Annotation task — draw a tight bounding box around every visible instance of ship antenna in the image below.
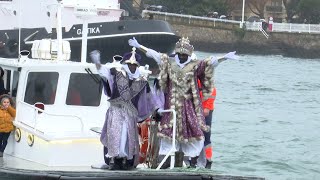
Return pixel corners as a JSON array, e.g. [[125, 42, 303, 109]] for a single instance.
[[56, 0, 63, 61], [18, 0, 22, 59]]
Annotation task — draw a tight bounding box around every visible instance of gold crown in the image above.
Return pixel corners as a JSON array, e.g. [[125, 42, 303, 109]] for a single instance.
[[175, 37, 194, 56]]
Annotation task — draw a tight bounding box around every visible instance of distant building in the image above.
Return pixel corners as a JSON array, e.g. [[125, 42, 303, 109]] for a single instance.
[[230, 0, 286, 23]]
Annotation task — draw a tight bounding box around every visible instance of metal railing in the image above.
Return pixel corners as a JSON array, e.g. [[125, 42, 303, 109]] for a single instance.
[[273, 23, 320, 33], [258, 24, 269, 39], [143, 10, 320, 34], [142, 10, 240, 25], [156, 109, 177, 170], [17, 101, 84, 137], [246, 21, 320, 34]]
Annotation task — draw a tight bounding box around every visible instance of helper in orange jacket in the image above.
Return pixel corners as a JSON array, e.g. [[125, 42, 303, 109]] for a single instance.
[[197, 79, 216, 169]]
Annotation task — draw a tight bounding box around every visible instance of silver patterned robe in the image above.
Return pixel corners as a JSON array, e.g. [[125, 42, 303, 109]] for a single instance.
[[146, 50, 216, 157], [99, 68, 158, 161]]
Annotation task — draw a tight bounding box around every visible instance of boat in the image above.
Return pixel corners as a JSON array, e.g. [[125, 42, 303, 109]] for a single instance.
[[0, 0, 179, 68], [0, 1, 264, 179]]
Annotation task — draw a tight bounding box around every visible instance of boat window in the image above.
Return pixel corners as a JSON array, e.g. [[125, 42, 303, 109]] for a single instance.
[[2, 69, 20, 96], [1, 68, 10, 95], [24, 72, 59, 105], [11, 71, 20, 97], [66, 73, 101, 106]]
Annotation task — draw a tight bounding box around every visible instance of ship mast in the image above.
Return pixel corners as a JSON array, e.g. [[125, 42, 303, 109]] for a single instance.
[[18, 0, 21, 57], [56, 0, 63, 61], [74, 5, 97, 63]]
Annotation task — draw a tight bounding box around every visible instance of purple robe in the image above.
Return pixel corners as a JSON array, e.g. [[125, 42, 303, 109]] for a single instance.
[[100, 70, 158, 160]]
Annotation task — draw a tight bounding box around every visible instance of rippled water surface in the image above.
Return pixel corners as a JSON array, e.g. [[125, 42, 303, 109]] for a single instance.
[[196, 52, 320, 180]]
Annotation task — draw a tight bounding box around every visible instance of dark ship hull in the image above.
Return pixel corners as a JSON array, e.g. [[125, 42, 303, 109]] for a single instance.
[[0, 19, 179, 68]]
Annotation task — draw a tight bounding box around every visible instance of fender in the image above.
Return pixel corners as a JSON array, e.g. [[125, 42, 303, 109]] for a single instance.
[[138, 118, 150, 164]]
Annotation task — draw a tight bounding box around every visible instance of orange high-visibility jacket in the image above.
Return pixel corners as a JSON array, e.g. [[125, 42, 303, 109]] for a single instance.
[[198, 79, 216, 110]]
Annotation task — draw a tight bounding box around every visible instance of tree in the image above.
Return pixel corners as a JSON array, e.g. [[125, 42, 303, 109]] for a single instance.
[[225, 0, 240, 12], [247, 0, 268, 19], [282, 0, 301, 22], [298, 0, 320, 24]]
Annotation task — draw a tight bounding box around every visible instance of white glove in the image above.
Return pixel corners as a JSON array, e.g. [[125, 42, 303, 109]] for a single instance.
[[89, 50, 101, 64], [210, 56, 219, 66], [191, 53, 197, 60], [157, 108, 164, 115], [128, 37, 141, 48], [223, 51, 239, 60]]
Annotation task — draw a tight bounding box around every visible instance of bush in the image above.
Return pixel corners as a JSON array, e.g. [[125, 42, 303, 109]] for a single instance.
[[233, 26, 246, 39]]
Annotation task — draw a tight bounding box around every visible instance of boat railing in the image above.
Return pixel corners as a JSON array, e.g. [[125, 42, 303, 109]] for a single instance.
[[15, 101, 86, 141], [142, 10, 240, 24], [156, 108, 177, 170]]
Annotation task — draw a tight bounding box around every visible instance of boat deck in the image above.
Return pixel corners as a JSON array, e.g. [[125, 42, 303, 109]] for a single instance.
[[0, 154, 264, 180]]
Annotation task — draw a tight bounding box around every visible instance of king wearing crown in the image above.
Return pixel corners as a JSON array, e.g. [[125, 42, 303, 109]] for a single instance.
[[128, 36, 238, 168]]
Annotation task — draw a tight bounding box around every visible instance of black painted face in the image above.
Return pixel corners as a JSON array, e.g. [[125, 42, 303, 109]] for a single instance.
[[177, 53, 189, 64], [127, 63, 138, 74]]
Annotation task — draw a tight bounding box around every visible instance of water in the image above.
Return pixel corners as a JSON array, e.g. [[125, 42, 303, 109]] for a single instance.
[[196, 52, 320, 180]]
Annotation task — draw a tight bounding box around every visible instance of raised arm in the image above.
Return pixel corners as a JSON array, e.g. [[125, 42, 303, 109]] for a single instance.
[[210, 51, 239, 67], [128, 37, 162, 65], [89, 50, 113, 83]]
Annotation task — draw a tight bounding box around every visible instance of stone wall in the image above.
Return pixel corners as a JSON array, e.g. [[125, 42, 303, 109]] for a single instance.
[[147, 13, 320, 58], [171, 24, 320, 59]]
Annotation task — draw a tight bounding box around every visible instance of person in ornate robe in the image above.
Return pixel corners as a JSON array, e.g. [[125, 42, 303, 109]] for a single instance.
[[128, 37, 238, 168], [90, 48, 158, 170]]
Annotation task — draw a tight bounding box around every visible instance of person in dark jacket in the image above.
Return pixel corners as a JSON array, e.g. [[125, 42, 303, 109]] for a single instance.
[[0, 67, 9, 95]]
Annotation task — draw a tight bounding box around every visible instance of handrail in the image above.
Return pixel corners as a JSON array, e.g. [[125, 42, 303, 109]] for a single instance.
[[18, 101, 84, 133], [156, 109, 177, 170], [143, 10, 240, 24], [143, 10, 320, 34], [258, 24, 269, 39]]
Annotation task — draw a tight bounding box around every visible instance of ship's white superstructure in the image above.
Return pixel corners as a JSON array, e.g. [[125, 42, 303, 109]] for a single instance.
[[0, 0, 123, 32]]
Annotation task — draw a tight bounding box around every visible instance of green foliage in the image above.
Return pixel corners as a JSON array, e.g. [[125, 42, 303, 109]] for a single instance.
[[298, 0, 320, 24], [283, 0, 300, 22], [233, 26, 246, 39]]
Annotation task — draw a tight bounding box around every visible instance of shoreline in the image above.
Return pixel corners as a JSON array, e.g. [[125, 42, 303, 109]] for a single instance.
[[169, 24, 320, 59], [192, 41, 320, 59]]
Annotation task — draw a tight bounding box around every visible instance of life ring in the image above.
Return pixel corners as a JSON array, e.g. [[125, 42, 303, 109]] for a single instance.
[[15, 128, 21, 142], [27, 134, 35, 146], [138, 118, 150, 164]]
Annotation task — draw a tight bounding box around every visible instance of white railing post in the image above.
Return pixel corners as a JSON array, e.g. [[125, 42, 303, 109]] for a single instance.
[[34, 107, 38, 132], [156, 109, 177, 170], [309, 24, 311, 33]]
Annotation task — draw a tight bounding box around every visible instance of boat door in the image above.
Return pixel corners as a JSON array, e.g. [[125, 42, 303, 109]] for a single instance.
[[0, 65, 20, 100]]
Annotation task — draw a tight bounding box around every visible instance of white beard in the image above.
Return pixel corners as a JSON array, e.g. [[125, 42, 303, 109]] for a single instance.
[[122, 64, 140, 80]]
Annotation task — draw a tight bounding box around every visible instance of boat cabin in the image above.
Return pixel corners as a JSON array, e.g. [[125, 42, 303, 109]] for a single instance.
[[1, 54, 109, 166]]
